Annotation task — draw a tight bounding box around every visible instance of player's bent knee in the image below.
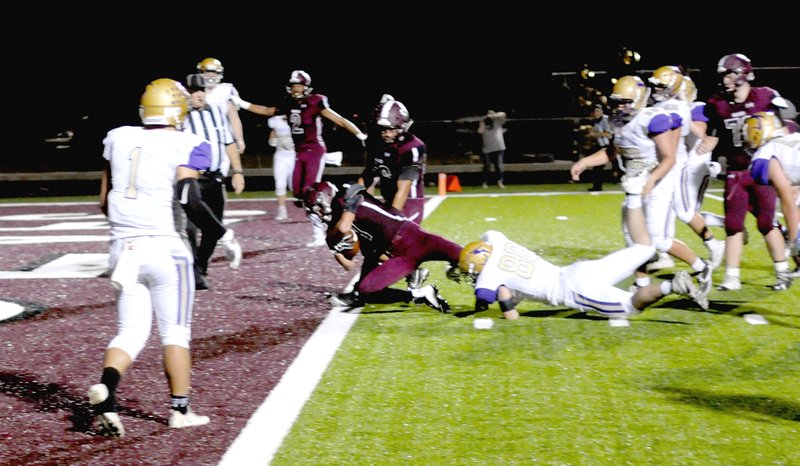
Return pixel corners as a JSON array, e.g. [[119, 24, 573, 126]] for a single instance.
[[654, 237, 673, 253]]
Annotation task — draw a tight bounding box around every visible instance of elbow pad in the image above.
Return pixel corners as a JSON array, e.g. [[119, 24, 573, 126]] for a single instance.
[[176, 178, 226, 239]]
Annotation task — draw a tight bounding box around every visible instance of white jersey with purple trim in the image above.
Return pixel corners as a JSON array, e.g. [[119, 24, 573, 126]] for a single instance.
[[205, 82, 241, 113], [613, 106, 673, 174], [474, 230, 565, 306], [751, 132, 800, 185], [102, 126, 210, 240], [654, 97, 691, 162]]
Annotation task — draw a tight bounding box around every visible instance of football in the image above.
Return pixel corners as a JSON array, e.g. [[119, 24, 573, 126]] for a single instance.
[[328, 229, 360, 260]]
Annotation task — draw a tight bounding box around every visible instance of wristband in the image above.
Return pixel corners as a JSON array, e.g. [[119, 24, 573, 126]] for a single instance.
[[232, 169, 244, 175]]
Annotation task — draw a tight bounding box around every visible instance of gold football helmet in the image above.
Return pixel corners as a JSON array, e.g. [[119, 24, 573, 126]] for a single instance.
[[609, 76, 649, 122], [742, 112, 787, 152], [197, 58, 224, 74], [649, 65, 683, 102], [458, 240, 493, 276], [679, 76, 697, 103], [139, 78, 190, 129]]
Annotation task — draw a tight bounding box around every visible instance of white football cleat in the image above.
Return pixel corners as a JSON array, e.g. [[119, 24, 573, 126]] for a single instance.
[[705, 239, 725, 270], [220, 229, 242, 269], [275, 205, 288, 221], [717, 275, 741, 291], [169, 409, 210, 429]]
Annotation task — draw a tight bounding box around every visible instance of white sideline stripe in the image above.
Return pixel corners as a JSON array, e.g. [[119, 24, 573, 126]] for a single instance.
[[218, 308, 361, 466], [219, 196, 444, 465]]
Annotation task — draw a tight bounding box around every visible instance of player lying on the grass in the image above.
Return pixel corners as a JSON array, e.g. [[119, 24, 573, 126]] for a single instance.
[[302, 181, 462, 312], [454, 188, 710, 320], [744, 111, 799, 284]]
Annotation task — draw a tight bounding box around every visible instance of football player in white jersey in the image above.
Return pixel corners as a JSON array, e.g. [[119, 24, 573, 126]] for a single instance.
[[458, 229, 708, 320], [89, 78, 211, 437], [745, 112, 800, 285], [571, 75, 712, 296], [269, 115, 296, 220], [649, 67, 724, 271]]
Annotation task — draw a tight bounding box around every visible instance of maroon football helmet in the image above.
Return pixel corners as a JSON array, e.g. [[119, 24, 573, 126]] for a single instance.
[[303, 181, 338, 222], [286, 70, 313, 98], [717, 53, 754, 86]]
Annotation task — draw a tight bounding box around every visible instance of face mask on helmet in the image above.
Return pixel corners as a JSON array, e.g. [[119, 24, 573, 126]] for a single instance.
[[197, 58, 224, 86], [648, 66, 683, 102], [286, 70, 313, 99], [458, 240, 493, 278], [717, 53, 754, 89], [376, 99, 413, 142], [139, 78, 190, 130], [303, 181, 338, 223], [742, 112, 786, 154], [609, 76, 650, 123]]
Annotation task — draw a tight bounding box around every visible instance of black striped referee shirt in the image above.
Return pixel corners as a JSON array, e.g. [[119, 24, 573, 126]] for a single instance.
[[182, 104, 234, 174]]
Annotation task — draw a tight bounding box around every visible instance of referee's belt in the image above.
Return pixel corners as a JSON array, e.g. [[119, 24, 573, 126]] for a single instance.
[[200, 169, 224, 181]]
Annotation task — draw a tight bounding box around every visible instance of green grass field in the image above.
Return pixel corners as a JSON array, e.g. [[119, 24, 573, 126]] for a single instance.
[[272, 186, 800, 465]]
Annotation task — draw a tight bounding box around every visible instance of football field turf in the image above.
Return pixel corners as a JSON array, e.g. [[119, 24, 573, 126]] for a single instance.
[[270, 186, 799, 465]]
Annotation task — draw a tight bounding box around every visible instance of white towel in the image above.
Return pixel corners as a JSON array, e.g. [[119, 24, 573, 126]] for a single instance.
[[110, 240, 140, 291]]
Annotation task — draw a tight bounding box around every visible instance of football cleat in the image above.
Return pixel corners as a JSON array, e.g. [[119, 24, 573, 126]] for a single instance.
[[169, 408, 210, 429], [275, 206, 288, 221], [220, 229, 242, 269], [413, 285, 451, 313], [87, 383, 125, 438], [771, 271, 792, 291], [671, 270, 709, 311], [406, 268, 429, 290], [717, 275, 741, 291], [693, 261, 713, 297], [329, 291, 362, 308]]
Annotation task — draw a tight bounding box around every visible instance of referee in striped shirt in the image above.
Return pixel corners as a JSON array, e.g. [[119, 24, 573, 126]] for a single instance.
[[182, 74, 244, 289]]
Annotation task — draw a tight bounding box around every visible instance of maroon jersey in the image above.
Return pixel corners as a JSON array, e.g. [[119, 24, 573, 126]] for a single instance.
[[328, 185, 461, 294], [361, 132, 427, 209], [286, 94, 330, 151], [705, 86, 783, 170]]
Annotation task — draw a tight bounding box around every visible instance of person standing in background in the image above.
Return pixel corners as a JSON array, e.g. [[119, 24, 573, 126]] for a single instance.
[[581, 105, 612, 191], [269, 114, 295, 221], [90, 78, 211, 437], [478, 110, 507, 189], [182, 74, 243, 290]]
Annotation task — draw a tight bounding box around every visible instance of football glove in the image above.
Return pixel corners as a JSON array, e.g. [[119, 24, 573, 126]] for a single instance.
[[331, 233, 357, 253]]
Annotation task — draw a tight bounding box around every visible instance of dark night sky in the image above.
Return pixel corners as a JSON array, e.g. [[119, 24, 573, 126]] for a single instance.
[[13, 9, 800, 161]]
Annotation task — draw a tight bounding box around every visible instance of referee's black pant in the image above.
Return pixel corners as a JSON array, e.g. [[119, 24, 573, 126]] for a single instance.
[[187, 171, 227, 275]]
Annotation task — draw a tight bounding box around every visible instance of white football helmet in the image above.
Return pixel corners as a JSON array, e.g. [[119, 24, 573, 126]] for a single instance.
[[742, 112, 787, 153], [649, 65, 683, 102], [139, 78, 190, 129], [286, 70, 313, 99], [609, 76, 650, 123], [458, 240, 493, 277]]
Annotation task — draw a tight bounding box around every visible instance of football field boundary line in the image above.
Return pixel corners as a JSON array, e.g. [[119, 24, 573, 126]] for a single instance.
[[219, 195, 445, 465]]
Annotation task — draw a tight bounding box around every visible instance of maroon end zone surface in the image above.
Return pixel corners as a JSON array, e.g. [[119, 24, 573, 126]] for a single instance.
[[0, 200, 351, 465]]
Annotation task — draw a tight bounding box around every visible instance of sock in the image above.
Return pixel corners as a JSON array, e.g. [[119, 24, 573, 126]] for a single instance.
[[691, 258, 707, 273], [635, 277, 651, 287], [725, 267, 741, 279], [775, 261, 789, 273], [171, 395, 189, 414], [101, 367, 121, 393], [660, 281, 672, 295]]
